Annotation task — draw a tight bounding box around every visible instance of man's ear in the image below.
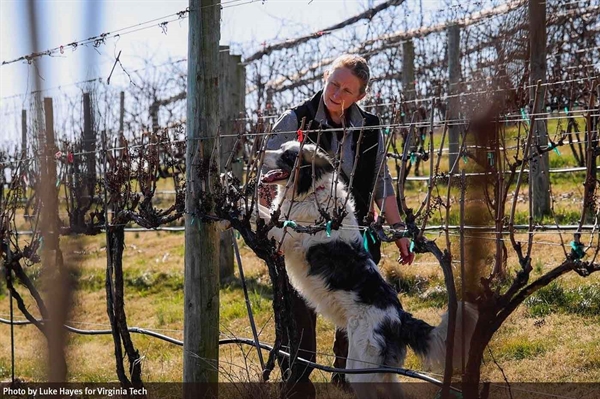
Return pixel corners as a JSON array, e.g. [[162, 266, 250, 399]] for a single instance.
[[357, 92, 366, 102], [323, 69, 330, 82]]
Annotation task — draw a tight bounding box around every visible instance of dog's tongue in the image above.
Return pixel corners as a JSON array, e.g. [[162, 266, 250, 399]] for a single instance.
[[262, 169, 289, 183]]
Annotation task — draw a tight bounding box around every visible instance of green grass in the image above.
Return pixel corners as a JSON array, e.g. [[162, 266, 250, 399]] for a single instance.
[[220, 276, 273, 322], [71, 266, 184, 293], [496, 337, 549, 361], [525, 282, 600, 317], [155, 292, 184, 326]]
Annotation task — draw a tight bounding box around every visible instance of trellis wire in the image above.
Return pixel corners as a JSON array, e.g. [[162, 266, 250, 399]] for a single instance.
[[0, 316, 461, 392]]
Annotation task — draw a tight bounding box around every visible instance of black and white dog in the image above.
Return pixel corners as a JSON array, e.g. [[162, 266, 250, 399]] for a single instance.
[[259, 141, 477, 398]]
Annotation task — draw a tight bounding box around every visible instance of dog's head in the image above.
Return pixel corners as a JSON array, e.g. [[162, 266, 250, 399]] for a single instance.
[[261, 141, 334, 197]]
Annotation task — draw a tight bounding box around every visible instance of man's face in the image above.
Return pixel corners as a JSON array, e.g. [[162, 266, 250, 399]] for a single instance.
[[323, 67, 365, 117]]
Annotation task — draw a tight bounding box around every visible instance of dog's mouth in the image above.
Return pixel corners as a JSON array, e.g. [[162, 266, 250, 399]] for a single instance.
[[261, 169, 290, 184]]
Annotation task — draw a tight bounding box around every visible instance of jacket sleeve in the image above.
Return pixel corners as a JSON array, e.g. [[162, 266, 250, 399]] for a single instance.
[[266, 110, 299, 151], [373, 128, 395, 200]]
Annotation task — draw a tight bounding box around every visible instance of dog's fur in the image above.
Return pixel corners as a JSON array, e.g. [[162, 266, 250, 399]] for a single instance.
[[260, 141, 477, 398]]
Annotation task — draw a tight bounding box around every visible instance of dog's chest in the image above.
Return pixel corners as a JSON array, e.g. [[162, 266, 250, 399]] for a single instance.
[[272, 189, 363, 327], [281, 240, 360, 327]]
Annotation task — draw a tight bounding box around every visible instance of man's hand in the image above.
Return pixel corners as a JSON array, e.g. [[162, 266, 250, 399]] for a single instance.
[[395, 237, 414, 265]]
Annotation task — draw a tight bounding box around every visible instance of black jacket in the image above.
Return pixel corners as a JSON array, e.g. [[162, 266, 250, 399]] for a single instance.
[[292, 90, 382, 262]]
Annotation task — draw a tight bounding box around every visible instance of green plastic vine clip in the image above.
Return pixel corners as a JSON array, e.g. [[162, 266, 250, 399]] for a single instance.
[[410, 153, 416, 164], [487, 152, 494, 166], [283, 220, 297, 229], [462, 154, 468, 164], [520, 108, 530, 126], [326, 221, 332, 237], [409, 240, 415, 253], [369, 230, 376, 244], [56, 178, 60, 187], [384, 127, 391, 135], [564, 106, 569, 116], [570, 241, 585, 260], [363, 230, 369, 251]]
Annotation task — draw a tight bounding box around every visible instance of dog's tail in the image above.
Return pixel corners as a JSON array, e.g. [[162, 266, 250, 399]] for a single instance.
[[400, 302, 478, 371]]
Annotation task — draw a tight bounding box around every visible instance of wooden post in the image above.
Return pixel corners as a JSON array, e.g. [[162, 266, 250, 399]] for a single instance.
[[402, 39, 421, 174], [448, 24, 461, 173], [529, 0, 550, 217], [184, 0, 221, 391], [21, 110, 27, 160], [218, 46, 234, 282], [83, 94, 96, 181], [584, 82, 598, 224], [402, 39, 415, 102], [218, 49, 245, 282], [42, 98, 59, 259], [119, 91, 125, 135], [233, 54, 246, 182], [21, 110, 28, 194], [82, 93, 96, 213], [42, 97, 69, 382]]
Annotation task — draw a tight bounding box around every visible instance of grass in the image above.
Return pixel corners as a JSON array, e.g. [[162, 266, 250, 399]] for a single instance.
[[495, 336, 549, 361], [525, 282, 600, 318]]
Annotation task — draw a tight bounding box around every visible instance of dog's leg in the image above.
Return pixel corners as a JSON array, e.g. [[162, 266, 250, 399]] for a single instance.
[[344, 316, 406, 399], [257, 203, 272, 220], [247, 203, 285, 242], [344, 317, 388, 399], [377, 361, 405, 399]]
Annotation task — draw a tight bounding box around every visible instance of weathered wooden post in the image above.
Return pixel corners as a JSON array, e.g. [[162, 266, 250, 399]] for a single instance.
[[402, 39, 415, 102], [119, 91, 125, 135], [42, 97, 69, 381], [184, 0, 221, 393], [529, 0, 550, 217], [80, 93, 96, 220], [218, 48, 245, 282], [21, 110, 28, 195], [448, 24, 461, 173], [21, 110, 27, 160]]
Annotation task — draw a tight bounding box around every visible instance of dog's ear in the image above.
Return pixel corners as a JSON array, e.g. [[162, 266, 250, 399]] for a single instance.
[[296, 151, 313, 196], [309, 148, 334, 175], [315, 150, 334, 174], [279, 147, 299, 170], [294, 147, 334, 196]]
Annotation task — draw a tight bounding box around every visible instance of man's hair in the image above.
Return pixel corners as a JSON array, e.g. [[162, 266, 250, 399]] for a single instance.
[[328, 54, 370, 94]]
